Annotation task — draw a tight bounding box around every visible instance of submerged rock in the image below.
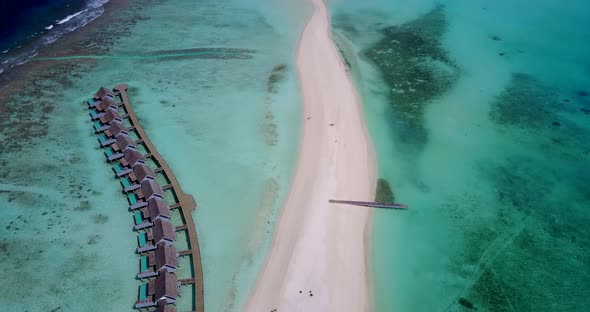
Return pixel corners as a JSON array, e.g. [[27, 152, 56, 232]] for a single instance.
[[458, 297, 475, 309]]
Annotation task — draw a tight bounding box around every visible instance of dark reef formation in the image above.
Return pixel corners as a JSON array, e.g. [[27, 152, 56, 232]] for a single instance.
[[361, 5, 459, 151], [267, 63, 288, 94], [375, 178, 395, 203], [444, 75, 590, 311]]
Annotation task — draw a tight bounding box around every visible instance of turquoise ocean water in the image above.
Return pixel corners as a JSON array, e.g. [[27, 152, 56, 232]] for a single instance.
[[0, 0, 308, 311], [329, 0, 590, 311]]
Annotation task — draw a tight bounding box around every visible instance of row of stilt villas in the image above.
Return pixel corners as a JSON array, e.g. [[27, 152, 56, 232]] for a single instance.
[[87, 87, 186, 312]]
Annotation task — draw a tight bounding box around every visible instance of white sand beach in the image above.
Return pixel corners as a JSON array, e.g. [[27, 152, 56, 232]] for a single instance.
[[244, 0, 376, 310]]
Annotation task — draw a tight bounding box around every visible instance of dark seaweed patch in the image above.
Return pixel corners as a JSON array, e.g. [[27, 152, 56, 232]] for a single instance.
[[336, 45, 352, 70], [456, 154, 590, 311], [262, 64, 288, 146], [92, 214, 109, 224], [488, 73, 590, 160], [361, 5, 458, 150], [87, 234, 101, 245], [458, 297, 475, 309], [487, 156, 554, 216], [375, 178, 395, 202], [489, 73, 565, 128], [267, 63, 288, 93], [76, 200, 91, 211]]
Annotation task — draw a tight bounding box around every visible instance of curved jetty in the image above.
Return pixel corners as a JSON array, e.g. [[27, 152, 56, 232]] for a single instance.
[[86, 85, 204, 312]]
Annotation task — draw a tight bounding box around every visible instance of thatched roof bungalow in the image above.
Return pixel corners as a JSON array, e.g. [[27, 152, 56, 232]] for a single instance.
[[124, 148, 147, 168], [140, 179, 164, 201], [100, 108, 122, 125], [132, 164, 156, 183], [115, 134, 136, 152], [96, 97, 117, 112], [152, 219, 175, 246], [137, 219, 175, 253], [133, 197, 171, 230], [134, 271, 179, 309], [137, 243, 178, 278], [154, 270, 179, 305], [104, 120, 128, 139], [94, 87, 114, 100]]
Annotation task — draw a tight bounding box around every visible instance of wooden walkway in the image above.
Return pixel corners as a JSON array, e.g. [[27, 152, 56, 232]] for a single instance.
[[114, 84, 205, 312], [179, 278, 196, 285], [329, 199, 408, 209]]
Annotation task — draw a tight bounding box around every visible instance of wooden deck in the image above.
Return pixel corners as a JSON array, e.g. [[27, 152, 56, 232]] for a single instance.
[[329, 199, 408, 209], [113, 84, 205, 312], [178, 249, 192, 256]]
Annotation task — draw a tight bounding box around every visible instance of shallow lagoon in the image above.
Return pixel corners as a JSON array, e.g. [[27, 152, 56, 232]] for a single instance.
[[330, 0, 590, 310], [0, 0, 307, 311]]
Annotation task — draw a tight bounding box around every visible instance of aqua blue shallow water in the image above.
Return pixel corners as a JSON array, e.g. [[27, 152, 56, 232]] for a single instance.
[[330, 0, 590, 310], [3, 0, 589, 310], [0, 0, 308, 311]]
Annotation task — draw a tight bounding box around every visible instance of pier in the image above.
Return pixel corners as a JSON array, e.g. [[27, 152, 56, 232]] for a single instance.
[[86, 85, 204, 312], [329, 199, 408, 210]]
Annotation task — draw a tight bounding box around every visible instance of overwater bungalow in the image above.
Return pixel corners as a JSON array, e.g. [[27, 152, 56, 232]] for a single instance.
[[87, 87, 114, 109], [114, 148, 147, 178], [98, 120, 128, 147], [140, 179, 164, 200], [121, 163, 156, 192], [133, 197, 172, 230], [137, 219, 176, 253], [133, 163, 156, 182], [135, 271, 179, 309], [93, 108, 122, 133], [137, 243, 178, 279], [94, 86, 115, 100], [105, 134, 136, 162], [128, 179, 163, 209], [104, 120, 128, 138], [114, 134, 137, 152], [99, 108, 123, 125], [121, 163, 154, 192], [95, 97, 117, 113]]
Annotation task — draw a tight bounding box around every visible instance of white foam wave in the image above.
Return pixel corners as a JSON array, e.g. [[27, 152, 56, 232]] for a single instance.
[[15, 52, 38, 66], [56, 10, 87, 25], [45, 25, 54, 30]]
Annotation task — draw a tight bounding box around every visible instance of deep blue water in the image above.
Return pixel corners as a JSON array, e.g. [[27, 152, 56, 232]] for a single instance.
[[0, 0, 109, 75], [0, 0, 86, 52]]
